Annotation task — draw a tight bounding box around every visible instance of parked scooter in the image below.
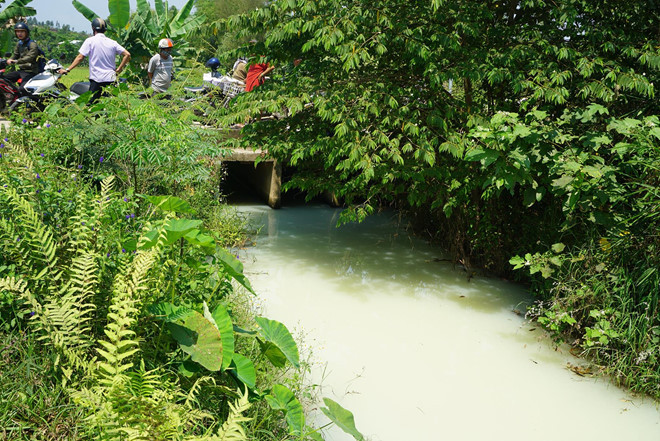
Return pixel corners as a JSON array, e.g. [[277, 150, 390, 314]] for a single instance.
[[0, 59, 68, 113], [184, 58, 245, 107]]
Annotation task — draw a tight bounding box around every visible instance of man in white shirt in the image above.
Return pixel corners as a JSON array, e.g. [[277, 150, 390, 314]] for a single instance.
[[60, 18, 131, 104], [147, 38, 174, 96]]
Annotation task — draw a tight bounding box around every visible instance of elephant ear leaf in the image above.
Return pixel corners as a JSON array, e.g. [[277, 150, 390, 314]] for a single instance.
[[265, 384, 305, 436], [214, 247, 254, 294], [211, 304, 235, 370], [320, 398, 364, 441], [255, 317, 299, 369], [229, 353, 256, 389], [167, 310, 223, 371]]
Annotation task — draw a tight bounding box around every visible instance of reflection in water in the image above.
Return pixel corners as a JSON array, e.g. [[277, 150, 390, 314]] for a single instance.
[[237, 204, 660, 441]]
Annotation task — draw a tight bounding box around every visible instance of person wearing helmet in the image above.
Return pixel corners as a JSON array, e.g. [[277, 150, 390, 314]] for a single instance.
[[59, 18, 131, 104], [205, 57, 221, 78], [147, 38, 175, 95], [6, 22, 43, 86]]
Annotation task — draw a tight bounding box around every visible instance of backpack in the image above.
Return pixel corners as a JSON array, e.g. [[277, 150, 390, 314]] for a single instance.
[[32, 41, 47, 73]]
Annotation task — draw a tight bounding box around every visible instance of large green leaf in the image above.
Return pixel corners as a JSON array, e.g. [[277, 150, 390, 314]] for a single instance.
[[135, 0, 150, 15], [149, 302, 192, 322], [170, 0, 195, 31], [211, 304, 234, 370], [108, 0, 130, 29], [265, 384, 305, 436], [165, 219, 203, 244], [143, 194, 194, 213], [167, 310, 223, 371], [321, 398, 364, 441], [183, 229, 215, 254], [171, 15, 206, 38], [71, 0, 98, 22], [154, 0, 166, 28], [214, 247, 254, 294], [0, 0, 36, 22], [255, 317, 299, 369], [229, 352, 256, 388]]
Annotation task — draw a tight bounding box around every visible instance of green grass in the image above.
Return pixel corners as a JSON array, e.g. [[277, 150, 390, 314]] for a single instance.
[[58, 67, 88, 89], [0, 330, 84, 440]]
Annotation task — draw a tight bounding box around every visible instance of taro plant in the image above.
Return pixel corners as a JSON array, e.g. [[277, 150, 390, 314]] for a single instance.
[[0, 135, 365, 437]]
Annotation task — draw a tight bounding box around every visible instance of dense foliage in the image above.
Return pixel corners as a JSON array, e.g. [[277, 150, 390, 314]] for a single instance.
[[211, 0, 660, 397], [193, 0, 268, 57], [25, 18, 89, 63], [0, 94, 364, 439]]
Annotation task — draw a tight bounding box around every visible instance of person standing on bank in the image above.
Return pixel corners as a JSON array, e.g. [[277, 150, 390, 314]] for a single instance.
[[147, 38, 174, 96], [6, 22, 42, 87], [59, 18, 131, 104]]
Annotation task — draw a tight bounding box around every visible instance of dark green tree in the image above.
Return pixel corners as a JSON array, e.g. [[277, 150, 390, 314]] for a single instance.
[[214, 0, 660, 396]]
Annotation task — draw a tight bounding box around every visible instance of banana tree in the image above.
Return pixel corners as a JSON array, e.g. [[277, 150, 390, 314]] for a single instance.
[[0, 0, 37, 54], [72, 0, 204, 65]]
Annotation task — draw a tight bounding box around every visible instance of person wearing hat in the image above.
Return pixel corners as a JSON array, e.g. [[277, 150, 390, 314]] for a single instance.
[[147, 38, 175, 96], [6, 22, 42, 86], [59, 18, 131, 104]]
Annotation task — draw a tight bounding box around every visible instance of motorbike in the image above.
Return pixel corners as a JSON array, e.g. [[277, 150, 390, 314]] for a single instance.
[[0, 59, 68, 113], [184, 66, 245, 108]]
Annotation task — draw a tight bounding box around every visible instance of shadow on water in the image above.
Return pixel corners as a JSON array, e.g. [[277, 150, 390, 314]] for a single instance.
[[237, 203, 532, 316]]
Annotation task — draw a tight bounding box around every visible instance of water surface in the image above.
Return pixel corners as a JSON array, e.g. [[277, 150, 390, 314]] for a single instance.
[[237, 204, 660, 441]]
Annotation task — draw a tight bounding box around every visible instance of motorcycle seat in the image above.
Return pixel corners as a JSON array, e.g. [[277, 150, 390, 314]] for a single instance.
[[70, 81, 90, 96], [184, 86, 206, 93]]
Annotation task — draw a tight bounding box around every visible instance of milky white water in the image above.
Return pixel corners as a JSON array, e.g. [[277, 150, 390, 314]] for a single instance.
[[236, 203, 660, 441]]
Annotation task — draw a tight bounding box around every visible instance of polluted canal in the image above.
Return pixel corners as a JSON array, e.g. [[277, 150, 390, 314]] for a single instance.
[[234, 202, 660, 441]]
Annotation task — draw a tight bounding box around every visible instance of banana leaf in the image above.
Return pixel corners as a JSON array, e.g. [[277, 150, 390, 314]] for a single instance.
[[71, 0, 98, 23], [108, 0, 130, 29]]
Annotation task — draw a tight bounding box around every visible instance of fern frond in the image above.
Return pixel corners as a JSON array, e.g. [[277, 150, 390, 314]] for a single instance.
[[98, 249, 160, 383], [1, 185, 61, 281], [67, 190, 96, 255], [212, 388, 251, 441], [185, 376, 216, 409], [96, 175, 116, 220], [0, 276, 92, 377]]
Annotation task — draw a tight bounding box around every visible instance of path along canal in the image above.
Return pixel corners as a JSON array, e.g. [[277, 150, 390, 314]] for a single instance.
[[235, 203, 660, 441]]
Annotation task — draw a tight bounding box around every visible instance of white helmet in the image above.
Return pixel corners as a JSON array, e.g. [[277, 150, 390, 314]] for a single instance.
[[158, 38, 174, 49]]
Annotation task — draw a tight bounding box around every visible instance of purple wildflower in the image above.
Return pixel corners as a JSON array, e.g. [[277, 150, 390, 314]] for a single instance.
[[36, 173, 40, 179], [45, 124, 51, 128], [121, 248, 126, 253], [130, 213, 135, 218], [123, 197, 128, 202], [107, 252, 110, 257], [99, 156, 104, 163], [77, 165, 82, 169], [22, 119, 27, 123], [40, 153, 44, 157]]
